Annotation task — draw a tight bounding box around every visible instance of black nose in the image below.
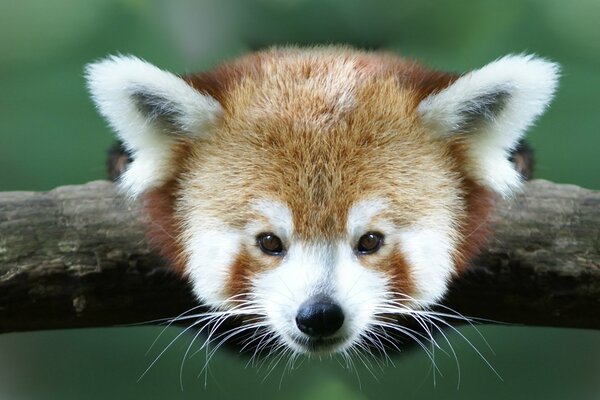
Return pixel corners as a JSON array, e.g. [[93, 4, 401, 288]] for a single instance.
[[295, 296, 345, 338]]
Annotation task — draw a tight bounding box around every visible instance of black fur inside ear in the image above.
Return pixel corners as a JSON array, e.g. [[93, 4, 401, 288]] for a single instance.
[[509, 139, 535, 181], [130, 88, 185, 131], [454, 86, 512, 133], [106, 140, 132, 181]]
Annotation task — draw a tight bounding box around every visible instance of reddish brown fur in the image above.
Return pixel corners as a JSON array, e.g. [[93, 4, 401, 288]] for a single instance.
[[142, 143, 194, 274], [455, 180, 495, 271], [225, 248, 253, 300], [447, 142, 497, 272], [150, 47, 495, 300], [182, 48, 463, 232], [225, 246, 281, 299], [144, 180, 186, 273], [369, 246, 415, 298]]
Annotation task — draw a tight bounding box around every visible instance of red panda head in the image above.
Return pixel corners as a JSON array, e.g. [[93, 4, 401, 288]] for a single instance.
[[86, 47, 558, 355]]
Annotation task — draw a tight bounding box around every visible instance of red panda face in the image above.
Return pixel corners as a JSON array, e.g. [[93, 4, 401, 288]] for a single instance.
[[86, 47, 558, 356]]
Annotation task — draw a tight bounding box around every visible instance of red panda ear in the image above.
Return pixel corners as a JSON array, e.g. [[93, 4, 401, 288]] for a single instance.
[[85, 55, 223, 198], [417, 55, 559, 196]]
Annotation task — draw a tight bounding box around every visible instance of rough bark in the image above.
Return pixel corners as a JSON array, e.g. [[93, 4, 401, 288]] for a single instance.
[[0, 180, 598, 334]]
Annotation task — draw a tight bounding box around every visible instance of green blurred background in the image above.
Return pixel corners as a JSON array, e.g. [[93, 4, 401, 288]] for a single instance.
[[1, 0, 599, 399]]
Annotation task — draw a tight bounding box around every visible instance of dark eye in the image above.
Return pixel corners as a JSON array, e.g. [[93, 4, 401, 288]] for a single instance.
[[257, 233, 284, 255], [357, 232, 383, 255]]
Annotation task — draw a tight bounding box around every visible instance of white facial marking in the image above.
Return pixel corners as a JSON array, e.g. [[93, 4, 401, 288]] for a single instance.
[[248, 199, 294, 242], [398, 226, 455, 306], [347, 198, 389, 239], [248, 195, 461, 354], [333, 241, 389, 348], [185, 227, 241, 307], [180, 190, 460, 355], [181, 194, 460, 356], [348, 200, 458, 307], [251, 241, 388, 354]]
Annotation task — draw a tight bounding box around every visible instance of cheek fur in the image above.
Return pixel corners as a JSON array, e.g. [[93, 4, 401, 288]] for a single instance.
[[225, 247, 278, 300], [226, 250, 253, 300], [140, 143, 195, 274], [453, 178, 496, 272], [185, 229, 241, 307], [398, 227, 455, 306], [369, 247, 415, 301], [143, 180, 187, 274]]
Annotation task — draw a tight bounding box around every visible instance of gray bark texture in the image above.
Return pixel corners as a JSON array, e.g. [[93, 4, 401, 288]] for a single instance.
[[0, 180, 599, 334]]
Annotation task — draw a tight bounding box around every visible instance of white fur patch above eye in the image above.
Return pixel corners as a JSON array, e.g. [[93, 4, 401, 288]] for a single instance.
[[346, 198, 389, 239], [418, 54, 559, 197], [249, 199, 294, 241], [85, 55, 223, 198]]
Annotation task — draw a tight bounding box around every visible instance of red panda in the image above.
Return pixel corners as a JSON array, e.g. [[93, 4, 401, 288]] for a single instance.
[[86, 47, 558, 357]]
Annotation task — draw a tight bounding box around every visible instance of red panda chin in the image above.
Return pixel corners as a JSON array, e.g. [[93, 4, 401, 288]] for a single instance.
[[88, 46, 557, 360]]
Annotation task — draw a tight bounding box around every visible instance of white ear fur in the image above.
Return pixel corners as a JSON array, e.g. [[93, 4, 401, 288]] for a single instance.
[[85, 55, 222, 197], [418, 54, 559, 196]]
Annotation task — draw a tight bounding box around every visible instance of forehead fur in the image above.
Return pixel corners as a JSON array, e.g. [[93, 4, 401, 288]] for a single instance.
[[177, 47, 465, 239]]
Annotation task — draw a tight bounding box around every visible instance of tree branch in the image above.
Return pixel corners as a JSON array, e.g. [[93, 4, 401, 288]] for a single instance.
[[0, 180, 598, 334]]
